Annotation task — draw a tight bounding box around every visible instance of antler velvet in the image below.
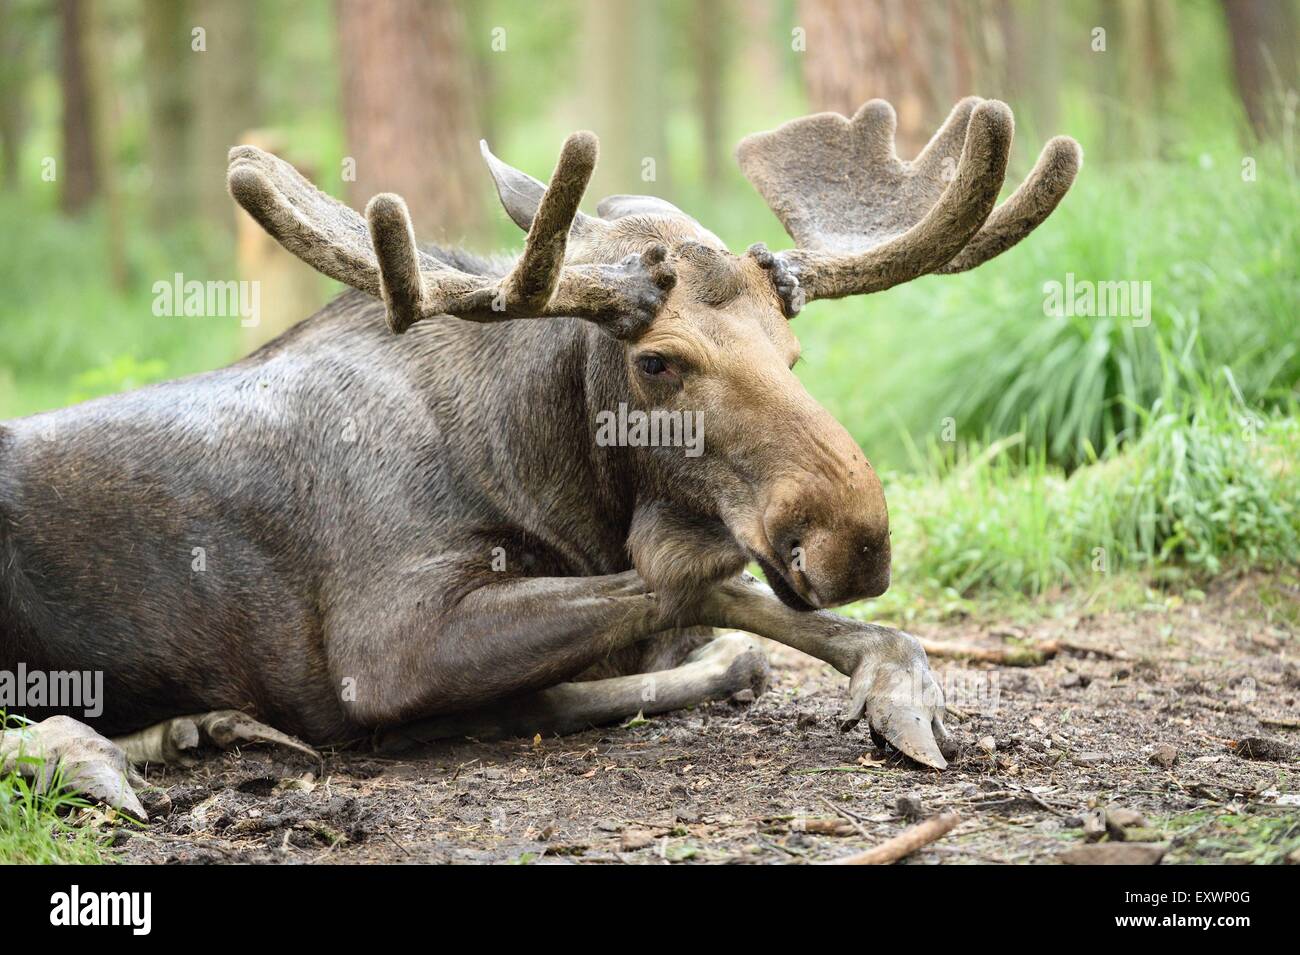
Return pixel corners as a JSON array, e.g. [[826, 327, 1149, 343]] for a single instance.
[[736, 97, 1081, 304]]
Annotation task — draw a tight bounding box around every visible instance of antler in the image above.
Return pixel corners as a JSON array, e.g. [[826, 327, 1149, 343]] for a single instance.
[[736, 97, 1081, 307], [228, 133, 676, 334]]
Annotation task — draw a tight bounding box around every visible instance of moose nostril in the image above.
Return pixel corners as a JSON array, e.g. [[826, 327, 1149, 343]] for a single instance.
[[769, 529, 802, 569]]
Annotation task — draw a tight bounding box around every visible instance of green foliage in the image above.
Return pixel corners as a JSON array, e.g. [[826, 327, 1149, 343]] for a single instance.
[[67, 355, 169, 405], [883, 381, 1300, 598], [0, 193, 239, 418], [1162, 808, 1300, 866], [798, 146, 1299, 472]]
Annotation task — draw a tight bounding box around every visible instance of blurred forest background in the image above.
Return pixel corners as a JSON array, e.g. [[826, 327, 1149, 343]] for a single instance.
[[0, 0, 1296, 611]]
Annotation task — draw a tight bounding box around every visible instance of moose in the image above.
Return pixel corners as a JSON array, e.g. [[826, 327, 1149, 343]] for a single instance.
[[0, 98, 1079, 818]]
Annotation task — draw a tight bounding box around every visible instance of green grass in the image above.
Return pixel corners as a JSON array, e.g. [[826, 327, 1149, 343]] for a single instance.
[[0, 192, 240, 419], [0, 718, 113, 864], [876, 382, 1299, 601], [1162, 808, 1300, 865], [794, 144, 1299, 473]]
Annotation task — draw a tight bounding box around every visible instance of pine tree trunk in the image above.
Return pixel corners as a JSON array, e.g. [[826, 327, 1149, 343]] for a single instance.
[[581, 0, 670, 199], [738, 0, 781, 107], [87, 0, 127, 289], [143, 0, 195, 225], [0, 0, 29, 190], [693, 0, 729, 186], [58, 0, 98, 214], [338, 0, 485, 242], [194, 0, 259, 234], [1221, 0, 1299, 141], [797, 0, 954, 157]]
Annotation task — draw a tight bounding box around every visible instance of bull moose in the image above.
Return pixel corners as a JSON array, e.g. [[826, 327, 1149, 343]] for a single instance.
[[0, 98, 1079, 818]]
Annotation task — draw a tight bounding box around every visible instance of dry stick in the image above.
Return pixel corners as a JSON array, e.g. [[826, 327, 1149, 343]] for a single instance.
[[821, 812, 961, 866], [818, 795, 871, 839], [921, 637, 1126, 667], [920, 638, 1060, 666], [1260, 716, 1300, 730]]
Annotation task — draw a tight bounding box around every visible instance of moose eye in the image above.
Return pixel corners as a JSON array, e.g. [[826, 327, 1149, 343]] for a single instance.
[[636, 354, 671, 378]]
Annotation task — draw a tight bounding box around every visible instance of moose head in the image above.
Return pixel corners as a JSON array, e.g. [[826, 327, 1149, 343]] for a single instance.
[[229, 97, 1079, 612]]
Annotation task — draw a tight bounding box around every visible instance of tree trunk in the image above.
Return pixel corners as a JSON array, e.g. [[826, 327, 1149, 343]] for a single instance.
[[581, 0, 670, 199], [143, 0, 196, 225], [58, 0, 99, 214], [338, 0, 485, 242], [1126, 0, 1174, 158], [1221, 0, 1299, 141], [194, 0, 260, 234], [87, 0, 127, 289], [1027, 0, 1060, 136], [797, 0, 957, 157], [0, 0, 30, 190], [693, 0, 729, 186], [1095, 0, 1124, 160], [738, 0, 781, 107]]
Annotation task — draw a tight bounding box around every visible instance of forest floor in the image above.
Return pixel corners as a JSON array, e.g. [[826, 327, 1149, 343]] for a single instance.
[[113, 574, 1300, 865]]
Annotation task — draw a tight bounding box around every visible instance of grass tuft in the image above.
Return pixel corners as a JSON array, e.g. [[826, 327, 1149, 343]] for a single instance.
[[879, 381, 1299, 600], [0, 715, 113, 864]]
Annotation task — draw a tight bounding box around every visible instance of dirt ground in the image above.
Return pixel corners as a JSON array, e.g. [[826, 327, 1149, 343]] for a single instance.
[[113, 575, 1300, 865]]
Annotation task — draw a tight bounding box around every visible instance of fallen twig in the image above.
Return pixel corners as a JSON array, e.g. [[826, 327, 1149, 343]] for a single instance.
[[821, 812, 960, 865], [819, 796, 871, 839], [759, 813, 856, 836], [1260, 716, 1300, 730], [921, 639, 1059, 666], [792, 765, 886, 776], [1062, 641, 1127, 660]]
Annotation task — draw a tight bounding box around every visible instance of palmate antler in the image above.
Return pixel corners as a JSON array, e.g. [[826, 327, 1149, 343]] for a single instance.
[[737, 97, 1081, 310], [227, 133, 676, 334]]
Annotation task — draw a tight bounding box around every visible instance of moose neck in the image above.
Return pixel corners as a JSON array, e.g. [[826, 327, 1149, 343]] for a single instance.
[[401, 309, 650, 574]]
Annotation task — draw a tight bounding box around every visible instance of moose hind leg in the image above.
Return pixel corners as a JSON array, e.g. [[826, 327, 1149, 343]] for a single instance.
[[377, 631, 770, 750], [113, 710, 322, 768]]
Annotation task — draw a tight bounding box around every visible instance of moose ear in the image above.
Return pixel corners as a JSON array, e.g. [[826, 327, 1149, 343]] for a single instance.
[[481, 139, 600, 236], [596, 194, 691, 221], [597, 194, 728, 249]]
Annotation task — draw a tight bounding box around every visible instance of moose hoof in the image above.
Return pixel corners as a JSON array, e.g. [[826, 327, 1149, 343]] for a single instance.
[[837, 635, 952, 770], [0, 715, 147, 821]]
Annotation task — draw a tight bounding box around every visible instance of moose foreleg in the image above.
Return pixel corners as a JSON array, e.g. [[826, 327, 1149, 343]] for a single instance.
[[339, 569, 948, 768], [700, 574, 954, 769]]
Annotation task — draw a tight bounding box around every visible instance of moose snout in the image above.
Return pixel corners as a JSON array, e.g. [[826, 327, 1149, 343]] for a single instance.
[[761, 474, 891, 610]]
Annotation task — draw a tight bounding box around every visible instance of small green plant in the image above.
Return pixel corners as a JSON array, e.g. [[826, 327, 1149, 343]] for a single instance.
[[67, 355, 169, 406]]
